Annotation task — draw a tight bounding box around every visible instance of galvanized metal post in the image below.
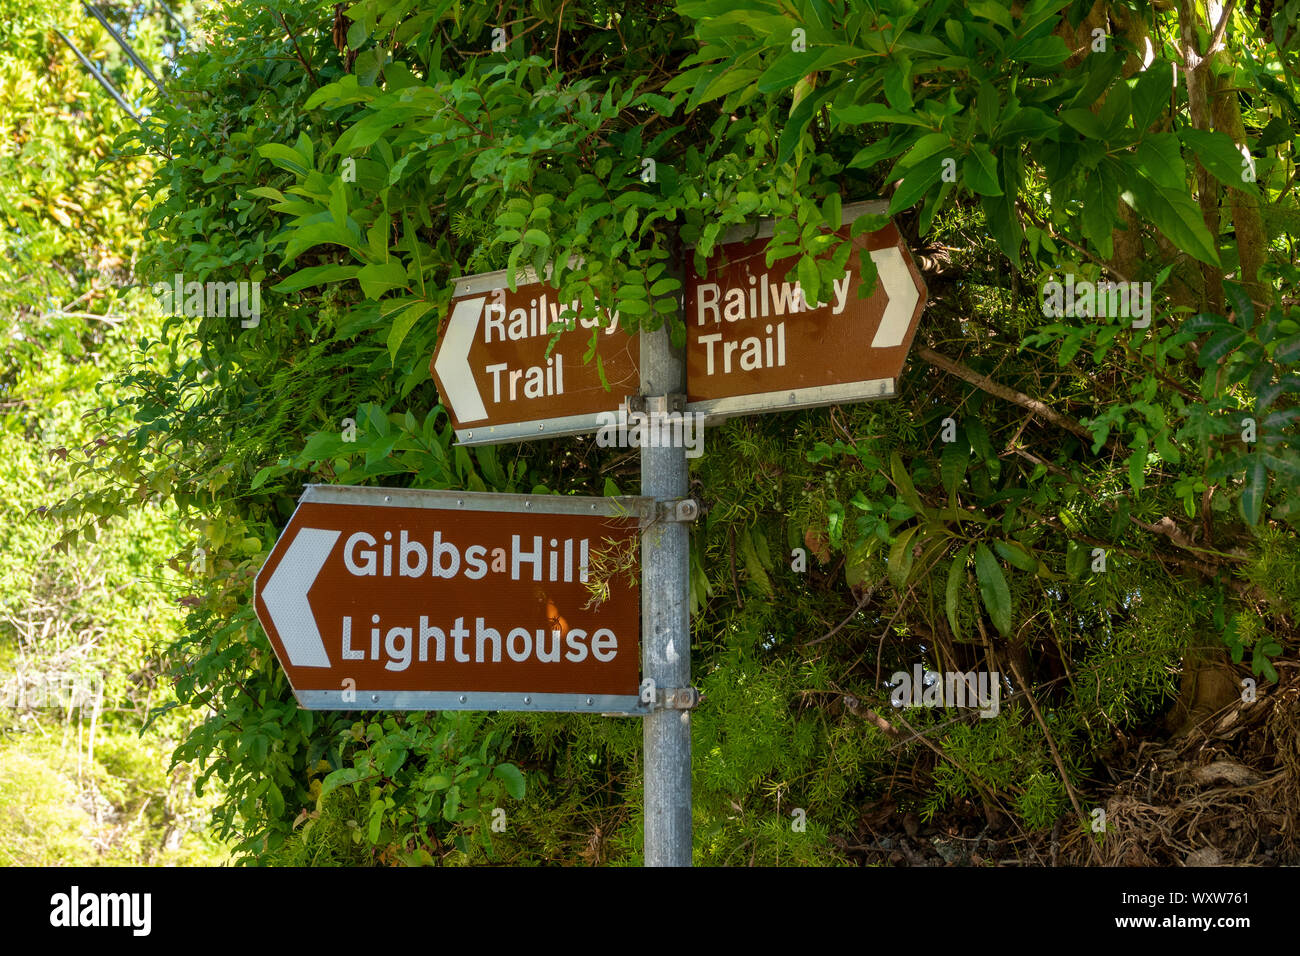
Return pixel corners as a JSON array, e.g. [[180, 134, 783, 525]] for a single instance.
[[640, 309, 692, 866]]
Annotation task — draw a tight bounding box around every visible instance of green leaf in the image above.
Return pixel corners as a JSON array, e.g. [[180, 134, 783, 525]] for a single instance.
[[1122, 174, 1220, 266], [299, 430, 344, 462], [272, 263, 361, 294], [1197, 328, 1247, 367], [797, 255, 820, 309], [966, 419, 993, 463], [1256, 115, 1291, 149], [981, 188, 1023, 266], [358, 260, 409, 300], [962, 144, 1002, 196], [1131, 59, 1173, 131], [945, 544, 971, 640], [969, 0, 1013, 30], [1127, 442, 1147, 493], [758, 45, 864, 94], [997, 107, 1059, 141], [887, 525, 920, 589], [891, 132, 954, 175], [832, 103, 931, 128], [994, 539, 1037, 572], [493, 763, 526, 800], [250, 464, 281, 490], [888, 157, 945, 215], [1060, 109, 1108, 140], [1241, 451, 1267, 525], [940, 439, 968, 500], [256, 142, 310, 174], [267, 783, 284, 818], [884, 58, 913, 110], [822, 192, 842, 231], [1179, 126, 1259, 195], [974, 543, 1013, 637], [844, 535, 875, 588], [1007, 35, 1069, 67], [1273, 332, 1300, 363], [890, 451, 926, 514], [388, 300, 435, 364], [279, 218, 365, 262], [1133, 133, 1186, 190], [1182, 311, 1232, 335]]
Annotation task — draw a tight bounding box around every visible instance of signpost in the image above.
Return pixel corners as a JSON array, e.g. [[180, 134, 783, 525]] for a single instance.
[[255, 484, 650, 714], [685, 200, 927, 421], [260, 199, 930, 866], [430, 266, 640, 446]]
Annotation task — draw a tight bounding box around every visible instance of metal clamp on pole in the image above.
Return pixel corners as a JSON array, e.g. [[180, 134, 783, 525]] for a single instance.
[[656, 498, 700, 523], [655, 686, 701, 711], [623, 393, 687, 415]]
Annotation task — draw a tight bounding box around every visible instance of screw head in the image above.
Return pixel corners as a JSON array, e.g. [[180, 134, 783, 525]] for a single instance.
[[586, 697, 594, 706], [371, 694, 379, 703], [459, 695, 467, 703], [523, 696, 532, 705], [466, 431, 473, 439], [384, 495, 391, 502]]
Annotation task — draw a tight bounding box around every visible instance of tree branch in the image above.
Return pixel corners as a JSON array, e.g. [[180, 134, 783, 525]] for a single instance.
[[917, 346, 1122, 456]]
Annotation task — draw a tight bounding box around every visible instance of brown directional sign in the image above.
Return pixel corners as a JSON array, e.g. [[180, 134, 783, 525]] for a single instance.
[[254, 485, 648, 713], [431, 266, 639, 446], [685, 200, 927, 420], [431, 201, 925, 447]]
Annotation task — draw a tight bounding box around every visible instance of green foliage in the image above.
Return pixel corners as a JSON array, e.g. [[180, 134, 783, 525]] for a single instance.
[[0, 1, 227, 865], [39, 0, 1300, 866]]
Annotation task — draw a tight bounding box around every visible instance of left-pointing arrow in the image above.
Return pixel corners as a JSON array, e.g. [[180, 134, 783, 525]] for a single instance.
[[261, 527, 340, 667], [434, 296, 488, 422]]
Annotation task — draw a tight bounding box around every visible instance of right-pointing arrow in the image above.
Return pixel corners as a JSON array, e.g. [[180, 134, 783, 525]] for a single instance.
[[261, 527, 340, 668], [869, 247, 920, 349], [434, 296, 488, 422]]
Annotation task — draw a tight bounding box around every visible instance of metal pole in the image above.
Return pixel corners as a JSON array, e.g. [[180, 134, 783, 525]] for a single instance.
[[640, 299, 692, 866]]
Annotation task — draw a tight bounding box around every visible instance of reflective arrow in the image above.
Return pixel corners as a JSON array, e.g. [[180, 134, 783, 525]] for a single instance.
[[434, 296, 488, 422], [261, 527, 340, 668], [869, 247, 920, 349]]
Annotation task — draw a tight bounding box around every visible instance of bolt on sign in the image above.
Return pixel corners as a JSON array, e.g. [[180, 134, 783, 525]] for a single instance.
[[684, 199, 927, 421], [254, 485, 650, 713], [431, 265, 640, 446]]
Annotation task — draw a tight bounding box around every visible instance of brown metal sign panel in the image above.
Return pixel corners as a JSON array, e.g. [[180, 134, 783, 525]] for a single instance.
[[430, 266, 640, 446], [254, 485, 648, 713], [685, 206, 927, 420]]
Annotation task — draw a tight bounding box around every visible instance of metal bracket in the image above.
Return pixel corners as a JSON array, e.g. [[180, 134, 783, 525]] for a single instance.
[[624, 393, 687, 416], [656, 498, 700, 523], [654, 686, 701, 711]]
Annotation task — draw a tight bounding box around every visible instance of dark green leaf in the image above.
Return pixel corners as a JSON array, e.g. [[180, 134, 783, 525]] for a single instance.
[[974, 543, 1013, 637]]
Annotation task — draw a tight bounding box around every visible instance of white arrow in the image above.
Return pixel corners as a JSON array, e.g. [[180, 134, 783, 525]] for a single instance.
[[434, 296, 488, 422], [262, 527, 340, 668], [869, 247, 920, 349]]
